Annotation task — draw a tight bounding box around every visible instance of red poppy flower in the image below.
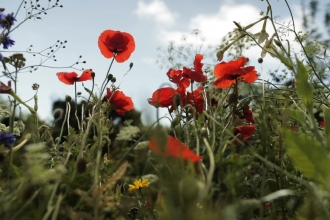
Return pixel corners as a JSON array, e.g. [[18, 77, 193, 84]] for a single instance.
[[98, 30, 135, 63], [234, 125, 255, 143], [56, 69, 93, 85], [319, 121, 325, 127], [213, 57, 258, 89], [291, 125, 298, 131], [182, 54, 207, 82], [0, 81, 12, 93], [166, 69, 190, 89], [243, 106, 254, 124], [187, 86, 205, 114], [147, 87, 179, 108], [105, 88, 134, 115], [149, 135, 202, 162]]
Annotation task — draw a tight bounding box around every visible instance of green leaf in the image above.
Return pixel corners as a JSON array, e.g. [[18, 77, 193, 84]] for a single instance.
[[283, 109, 308, 126], [324, 108, 330, 150], [273, 49, 293, 70], [282, 128, 330, 188], [11, 164, 23, 177], [296, 59, 313, 107]]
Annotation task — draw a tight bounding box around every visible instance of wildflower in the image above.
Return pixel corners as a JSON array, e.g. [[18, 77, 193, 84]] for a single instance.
[[234, 125, 255, 143], [149, 135, 202, 162], [1, 34, 15, 49], [105, 88, 134, 115], [186, 86, 205, 114], [0, 12, 16, 29], [182, 54, 207, 83], [0, 132, 15, 149], [0, 12, 4, 22], [167, 69, 190, 89], [56, 69, 93, 85], [213, 57, 258, 89], [147, 87, 179, 108], [0, 81, 12, 93], [98, 30, 135, 63], [243, 106, 254, 124], [128, 178, 150, 193]]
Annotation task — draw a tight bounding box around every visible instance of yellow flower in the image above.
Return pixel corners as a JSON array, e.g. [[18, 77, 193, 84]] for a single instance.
[[128, 178, 150, 193]]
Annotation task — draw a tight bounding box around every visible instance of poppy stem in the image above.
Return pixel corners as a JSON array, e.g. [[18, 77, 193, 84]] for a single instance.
[[100, 55, 116, 96], [232, 80, 239, 123], [74, 81, 81, 131]]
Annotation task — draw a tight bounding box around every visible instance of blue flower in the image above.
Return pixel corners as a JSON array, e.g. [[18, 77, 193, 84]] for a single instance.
[[2, 35, 15, 49], [0, 12, 16, 29], [0, 12, 5, 22], [0, 132, 15, 149]]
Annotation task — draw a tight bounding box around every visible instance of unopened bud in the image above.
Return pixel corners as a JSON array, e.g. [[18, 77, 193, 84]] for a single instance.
[[129, 62, 133, 70], [53, 108, 63, 120], [216, 50, 224, 61], [111, 77, 116, 83], [77, 158, 87, 173], [273, 39, 282, 47], [233, 21, 243, 31], [65, 95, 72, 102], [107, 74, 113, 81]]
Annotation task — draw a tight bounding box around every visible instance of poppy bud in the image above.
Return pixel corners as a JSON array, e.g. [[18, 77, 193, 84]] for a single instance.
[[258, 58, 263, 63], [216, 50, 224, 61], [0, 153, 5, 164], [111, 77, 116, 83], [233, 21, 243, 31], [273, 39, 282, 47], [171, 116, 181, 128], [77, 158, 87, 173], [65, 95, 72, 102], [53, 108, 63, 120], [200, 127, 208, 137], [77, 92, 82, 96], [107, 74, 113, 81], [129, 62, 133, 70], [173, 94, 181, 109], [57, 183, 67, 195]]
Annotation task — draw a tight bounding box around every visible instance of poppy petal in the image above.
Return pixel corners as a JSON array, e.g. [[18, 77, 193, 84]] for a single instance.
[[56, 72, 78, 85], [213, 57, 247, 79], [76, 69, 93, 82], [106, 88, 134, 115], [193, 54, 204, 73], [149, 135, 202, 162], [148, 87, 178, 108], [98, 30, 135, 63], [239, 66, 258, 83], [213, 77, 236, 89]]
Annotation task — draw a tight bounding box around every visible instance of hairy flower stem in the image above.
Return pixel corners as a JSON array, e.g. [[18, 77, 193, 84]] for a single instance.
[[232, 80, 239, 123], [74, 82, 81, 131], [100, 56, 116, 96]]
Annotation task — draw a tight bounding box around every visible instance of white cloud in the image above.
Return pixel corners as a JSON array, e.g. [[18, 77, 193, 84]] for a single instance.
[[140, 56, 155, 65], [134, 0, 177, 27], [157, 4, 261, 46]]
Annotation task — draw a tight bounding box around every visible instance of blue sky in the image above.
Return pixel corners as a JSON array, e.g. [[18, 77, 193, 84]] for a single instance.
[[1, 0, 314, 125]]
